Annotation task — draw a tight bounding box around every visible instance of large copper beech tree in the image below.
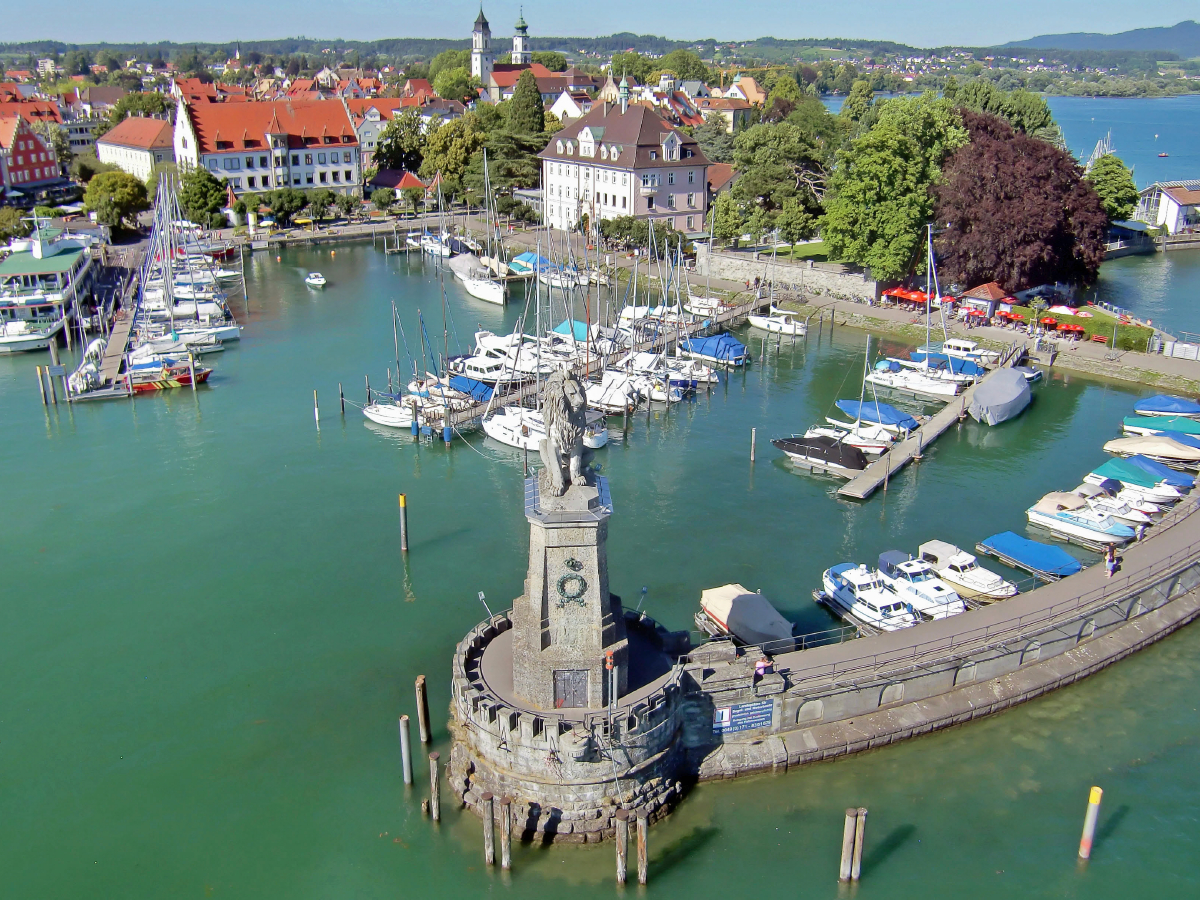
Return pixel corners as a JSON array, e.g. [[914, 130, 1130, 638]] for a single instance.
[[933, 112, 1108, 292]]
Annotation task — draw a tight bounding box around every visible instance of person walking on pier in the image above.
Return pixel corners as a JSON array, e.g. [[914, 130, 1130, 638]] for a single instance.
[[1105, 545, 1117, 578]]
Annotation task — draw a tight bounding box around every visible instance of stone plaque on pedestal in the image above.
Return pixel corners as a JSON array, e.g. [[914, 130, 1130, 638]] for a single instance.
[[511, 474, 628, 710]]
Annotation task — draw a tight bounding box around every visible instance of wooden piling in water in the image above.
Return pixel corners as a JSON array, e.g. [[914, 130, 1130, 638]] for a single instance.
[[415, 675, 430, 743], [365, 374, 371, 405], [188, 353, 197, 392], [614, 809, 629, 884], [636, 812, 648, 885], [313, 389, 320, 431], [428, 752, 441, 821], [398, 493, 409, 551], [499, 797, 512, 870], [398, 715, 413, 785], [1078, 786, 1103, 860], [482, 792, 496, 865], [339, 382, 344, 415], [750, 426, 756, 462], [36, 365, 46, 405], [838, 808, 858, 882], [851, 807, 867, 881]]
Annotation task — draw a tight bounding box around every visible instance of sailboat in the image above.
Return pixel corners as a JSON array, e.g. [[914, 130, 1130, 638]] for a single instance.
[[458, 150, 506, 305], [806, 337, 900, 454]]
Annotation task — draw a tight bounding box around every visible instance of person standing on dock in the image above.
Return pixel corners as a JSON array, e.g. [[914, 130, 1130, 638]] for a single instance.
[[1105, 545, 1117, 578]]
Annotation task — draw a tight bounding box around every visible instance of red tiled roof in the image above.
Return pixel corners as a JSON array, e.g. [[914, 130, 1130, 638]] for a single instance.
[[183, 98, 358, 155], [98, 116, 173, 150], [489, 64, 554, 89], [707, 163, 736, 192], [963, 281, 1009, 301], [0, 113, 21, 149], [0, 99, 62, 124], [344, 97, 409, 123], [538, 103, 708, 170], [1164, 185, 1200, 206]]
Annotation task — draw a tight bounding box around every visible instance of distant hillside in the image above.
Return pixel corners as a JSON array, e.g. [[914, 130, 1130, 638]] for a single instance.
[[1005, 20, 1200, 58]]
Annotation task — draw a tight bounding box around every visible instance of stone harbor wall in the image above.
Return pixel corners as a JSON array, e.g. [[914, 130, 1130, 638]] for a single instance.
[[693, 243, 879, 302]]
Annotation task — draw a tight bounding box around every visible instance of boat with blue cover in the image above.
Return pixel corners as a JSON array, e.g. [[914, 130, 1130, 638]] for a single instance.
[[975, 531, 1083, 581], [832, 399, 920, 433], [1087, 457, 1187, 504], [1123, 454, 1194, 489], [1122, 415, 1200, 438], [679, 332, 748, 367], [907, 352, 987, 378], [1134, 395, 1200, 418]]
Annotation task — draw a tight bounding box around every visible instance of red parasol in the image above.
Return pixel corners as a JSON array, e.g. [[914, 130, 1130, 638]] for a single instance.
[[1040, 317, 1058, 326], [967, 308, 987, 317]]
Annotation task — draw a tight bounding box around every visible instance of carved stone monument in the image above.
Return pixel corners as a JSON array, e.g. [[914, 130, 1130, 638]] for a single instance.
[[513, 370, 628, 709]]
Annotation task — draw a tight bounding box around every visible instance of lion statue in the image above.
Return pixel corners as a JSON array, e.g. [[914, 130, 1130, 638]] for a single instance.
[[540, 368, 592, 496]]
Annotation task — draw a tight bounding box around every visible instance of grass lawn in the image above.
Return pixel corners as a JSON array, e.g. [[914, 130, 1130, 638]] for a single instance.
[[774, 241, 829, 263], [1007, 304, 1153, 353]]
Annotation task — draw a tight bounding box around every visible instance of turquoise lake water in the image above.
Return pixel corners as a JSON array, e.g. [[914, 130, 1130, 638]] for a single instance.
[[3, 240, 1198, 897]]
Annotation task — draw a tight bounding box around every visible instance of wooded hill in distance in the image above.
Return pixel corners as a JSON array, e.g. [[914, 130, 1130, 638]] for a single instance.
[[1006, 20, 1200, 58]]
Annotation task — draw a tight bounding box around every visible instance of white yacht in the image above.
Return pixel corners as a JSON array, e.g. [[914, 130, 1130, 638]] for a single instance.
[[461, 275, 505, 305], [804, 421, 894, 455], [918, 339, 1000, 366], [818, 564, 919, 632], [877, 552, 967, 619], [482, 406, 608, 449], [865, 360, 962, 400], [0, 316, 66, 353], [1070, 484, 1154, 524], [917, 541, 1018, 601], [747, 306, 806, 337], [1026, 492, 1136, 544], [363, 398, 415, 428]]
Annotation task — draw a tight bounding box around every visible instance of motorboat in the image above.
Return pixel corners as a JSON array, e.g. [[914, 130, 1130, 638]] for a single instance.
[[617, 305, 693, 330], [804, 421, 893, 455], [865, 359, 961, 400], [877, 551, 967, 619], [363, 395, 415, 428], [1121, 415, 1200, 438], [919, 338, 1000, 366], [917, 541, 1018, 600], [772, 434, 868, 476], [1072, 479, 1161, 515], [420, 233, 452, 257], [0, 316, 65, 353], [613, 351, 702, 391], [967, 367, 1031, 426], [695, 583, 795, 651], [586, 370, 639, 414], [1026, 492, 1136, 544], [305, 272, 327, 287], [1133, 395, 1200, 419], [124, 360, 212, 392], [630, 374, 685, 404], [1103, 435, 1200, 469], [1069, 483, 1154, 524], [1087, 458, 1185, 505], [975, 531, 1083, 581], [684, 294, 729, 318], [817, 564, 919, 632], [1120, 454, 1194, 491], [482, 406, 608, 450], [747, 306, 806, 337], [1012, 365, 1043, 383]]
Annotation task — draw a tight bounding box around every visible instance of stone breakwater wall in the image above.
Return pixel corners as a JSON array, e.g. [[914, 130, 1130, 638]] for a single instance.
[[448, 610, 687, 843], [685, 500, 1200, 780], [694, 244, 879, 302]]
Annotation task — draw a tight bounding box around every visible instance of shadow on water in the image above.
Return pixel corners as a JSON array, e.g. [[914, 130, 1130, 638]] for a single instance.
[[860, 823, 917, 877], [1093, 803, 1131, 852], [650, 825, 720, 878]]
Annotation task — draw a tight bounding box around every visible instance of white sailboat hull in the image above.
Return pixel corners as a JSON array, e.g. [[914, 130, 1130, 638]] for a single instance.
[[462, 277, 505, 305]]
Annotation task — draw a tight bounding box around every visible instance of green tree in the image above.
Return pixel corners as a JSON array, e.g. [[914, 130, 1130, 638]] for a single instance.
[[69, 152, 118, 184], [145, 160, 179, 202], [419, 114, 485, 198], [83, 171, 149, 229], [335, 192, 357, 219], [693, 113, 734, 164], [531, 51, 568, 72], [821, 126, 933, 280], [373, 108, 426, 172], [29, 120, 70, 166], [371, 187, 396, 211], [509, 71, 544, 135], [265, 187, 307, 225], [609, 52, 656, 86], [308, 188, 334, 221], [543, 111, 564, 135], [730, 122, 825, 231], [1085, 154, 1139, 222], [709, 192, 744, 245], [464, 129, 542, 197], [402, 187, 425, 216], [428, 49, 471, 84], [656, 50, 709, 83], [179, 166, 228, 228], [775, 195, 817, 245], [0, 207, 31, 242], [433, 66, 476, 103], [840, 80, 874, 125]]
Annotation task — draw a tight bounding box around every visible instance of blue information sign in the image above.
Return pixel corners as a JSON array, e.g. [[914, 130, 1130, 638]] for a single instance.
[[712, 699, 774, 734]]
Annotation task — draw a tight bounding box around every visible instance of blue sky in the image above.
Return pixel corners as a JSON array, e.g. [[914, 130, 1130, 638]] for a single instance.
[[2, 1, 1195, 48]]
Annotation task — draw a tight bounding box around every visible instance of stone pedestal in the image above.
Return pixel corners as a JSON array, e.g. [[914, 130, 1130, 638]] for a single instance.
[[511, 474, 628, 710]]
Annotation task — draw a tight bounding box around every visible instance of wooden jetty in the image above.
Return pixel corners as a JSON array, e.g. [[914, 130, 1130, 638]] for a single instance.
[[836, 343, 1025, 501], [444, 294, 767, 430], [95, 307, 135, 386]]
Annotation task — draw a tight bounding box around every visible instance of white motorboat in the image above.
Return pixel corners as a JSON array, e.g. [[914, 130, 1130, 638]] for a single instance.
[[305, 272, 327, 287], [917, 541, 1018, 601], [1026, 492, 1136, 544], [804, 421, 894, 455], [0, 317, 65, 353], [483, 406, 608, 450], [772, 435, 869, 476], [173, 322, 241, 343], [1073, 480, 1160, 515], [877, 551, 967, 619], [420, 234, 452, 257], [684, 295, 727, 318], [1084, 471, 1182, 506], [748, 306, 807, 337], [918, 339, 1000, 366], [818, 565, 919, 632], [631, 374, 684, 404]]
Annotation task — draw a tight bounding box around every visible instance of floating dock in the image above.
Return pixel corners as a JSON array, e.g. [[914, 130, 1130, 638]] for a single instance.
[[837, 344, 1025, 501]]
